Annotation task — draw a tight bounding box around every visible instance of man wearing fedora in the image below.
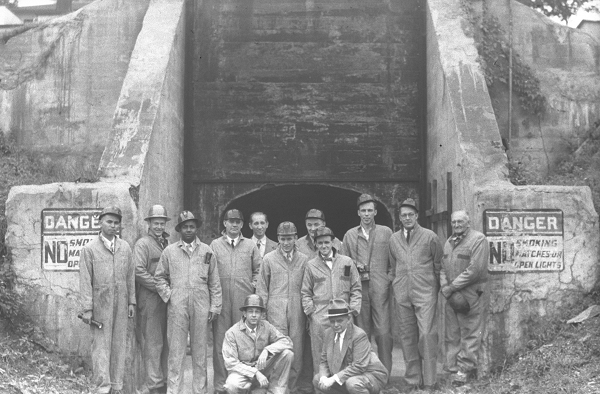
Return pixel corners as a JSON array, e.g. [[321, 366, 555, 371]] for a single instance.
[[389, 198, 443, 391], [256, 222, 310, 394], [297, 209, 343, 260], [313, 298, 388, 394], [155, 211, 222, 394], [341, 194, 393, 373], [79, 206, 136, 394], [440, 210, 490, 386], [302, 227, 362, 375], [222, 294, 294, 394], [134, 204, 171, 394], [210, 209, 262, 394]]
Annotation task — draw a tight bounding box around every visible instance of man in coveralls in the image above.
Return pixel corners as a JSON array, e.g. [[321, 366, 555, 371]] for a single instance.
[[297, 209, 343, 260], [249, 212, 278, 258], [134, 204, 171, 394], [211, 209, 262, 393], [389, 198, 443, 391], [222, 294, 294, 394], [79, 206, 136, 394], [440, 210, 490, 386], [256, 221, 310, 394], [341, 194, 393, 374], [302, 227, 362, 376], [155, 211, 222, 394]]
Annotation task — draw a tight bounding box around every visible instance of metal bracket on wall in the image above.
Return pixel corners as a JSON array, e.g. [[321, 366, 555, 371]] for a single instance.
[[426, 172, 453, 239]]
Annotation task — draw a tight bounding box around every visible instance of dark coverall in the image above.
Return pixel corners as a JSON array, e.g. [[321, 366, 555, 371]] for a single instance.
[[134, 231, 169, 393], [79, 235, 135, 394], [440, 228, 489, 376], [341, 224, 393, 373], [155, 239, 222, 394], [256, 246, 309, 394], [301, 253, 362, 374], [389, 223, 443, 387], [210, 235, 262, 392]]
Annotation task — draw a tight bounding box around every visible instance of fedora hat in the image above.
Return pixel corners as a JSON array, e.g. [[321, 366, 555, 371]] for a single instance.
[[325, 298, 352, 317]]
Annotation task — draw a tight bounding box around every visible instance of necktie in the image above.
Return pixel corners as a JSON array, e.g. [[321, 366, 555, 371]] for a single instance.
[[332, 333, 342, 370], [287, 253, 292, 262], [406, 229, 411, 244], [250, 329, 256, 340], [231, 239, 235, 248], [187, 244, 193, 254]]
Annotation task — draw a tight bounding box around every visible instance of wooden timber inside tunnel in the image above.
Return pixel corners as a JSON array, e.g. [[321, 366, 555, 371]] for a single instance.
[[184, 0, 426, 241]]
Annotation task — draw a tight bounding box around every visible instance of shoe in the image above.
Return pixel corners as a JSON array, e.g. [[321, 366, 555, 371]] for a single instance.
[[215, 389, 227, 394], [422, 383, 439, 392], [451, 371, 468, 386]]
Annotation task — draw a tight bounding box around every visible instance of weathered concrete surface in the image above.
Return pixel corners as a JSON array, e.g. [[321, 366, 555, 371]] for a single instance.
[[98, 0, 185, 238], [5, 182, 138, 390], [427, 0, 599, 373], [0, 0, 150, 170], [480, 1, 600, 175]]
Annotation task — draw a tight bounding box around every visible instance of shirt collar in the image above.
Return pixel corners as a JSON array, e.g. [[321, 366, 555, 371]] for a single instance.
[[252, 235, 265, 244], [99, 232, 116, 252], [227, 235, 241, 244]]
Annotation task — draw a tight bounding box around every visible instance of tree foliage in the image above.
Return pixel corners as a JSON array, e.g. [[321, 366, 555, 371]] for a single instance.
[[515, 0, 594, 21]]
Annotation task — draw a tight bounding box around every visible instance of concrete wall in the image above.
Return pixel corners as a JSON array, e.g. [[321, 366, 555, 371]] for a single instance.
[[427, 0, 599, 373], [0, 0, 150, 171], [482, 1, 600, 175]]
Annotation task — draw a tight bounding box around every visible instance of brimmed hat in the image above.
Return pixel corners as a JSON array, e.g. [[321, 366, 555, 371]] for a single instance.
[[305, 209, 325, 221], [145, 204, 170, 222], [325, 298, 352, 317], [448, 291, 470, 314], [98, 206, 122, 220], [224, 209, 244, 222], [277, 221, 297, 236], [400, 198, 418, 213], [175, 211, 200, 232], [357, 193, 377, 208], [315, 226, 334, 240], [239, 294, 266, 311]]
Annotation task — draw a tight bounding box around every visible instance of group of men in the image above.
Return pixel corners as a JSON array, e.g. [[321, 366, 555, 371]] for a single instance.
[[78, 193, 490, 394]]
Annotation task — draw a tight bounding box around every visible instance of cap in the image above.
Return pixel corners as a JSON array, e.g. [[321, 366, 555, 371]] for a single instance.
[[175, 211, 200, 232], [224, 209, 244, 222], [144, 204, 170, 222], [98, 206, 122, 220], [239, 294, 266, 311], [305, 209, 325, 221], [448, 291, 470, 314], [277, 221, 297, 236], [325, 298, 352, 317], [357, 193, 377, 208], [314, 226, 334, 240], [400, 198, 419, 213]]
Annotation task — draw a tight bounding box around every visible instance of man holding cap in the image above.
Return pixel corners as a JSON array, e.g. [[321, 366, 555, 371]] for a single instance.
[[341, 194, 393, 373], [79, 206, 135, 394], [313, 298, 388, 394], [302, 227, 362, 375], [297, 209, 343, 260], [222, 294, 294, 394], [440, 210, 490, 386], [210, 209, 262, 394], [256, 221, 310, 394], [155, 210, 222, 394], [134, 204, 171, 394], [389, 198, 443, 391]]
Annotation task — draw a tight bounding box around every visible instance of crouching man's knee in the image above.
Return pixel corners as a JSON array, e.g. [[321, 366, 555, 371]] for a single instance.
[[345, 376, 376, 394], [224, 372, 252, 394]]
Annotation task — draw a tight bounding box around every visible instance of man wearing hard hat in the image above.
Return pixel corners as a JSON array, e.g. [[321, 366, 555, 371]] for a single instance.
[[341, 194, 394, 374], [256, 221, 310, 394], [222, 294, 294, 394], [134, 205, 171, 394], [210, 209, 262, 394], [297, 209, 343, 260], [155, 211, 222, 394], [301, 227, 362, 375], [79, 206, 136, 394]]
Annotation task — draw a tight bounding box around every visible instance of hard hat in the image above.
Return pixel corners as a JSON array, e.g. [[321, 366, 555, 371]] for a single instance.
[[277, 221, 297, 235], [305, 209, 325, 221], [315, 226, 335, 240], [224, 209, 244, 222], [325, 298, 352, 317], [239, 294, 266, 311], [357, 193, 377, 208], [448, 291, 470, 314], [175, 211, 200, 232], [400, 198, 419, 213], [144, 204, 170, 221], [98, 206, 122, 220]]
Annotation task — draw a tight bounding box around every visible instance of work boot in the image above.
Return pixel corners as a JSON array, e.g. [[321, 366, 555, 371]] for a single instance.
[[451, 371, 468, 386]]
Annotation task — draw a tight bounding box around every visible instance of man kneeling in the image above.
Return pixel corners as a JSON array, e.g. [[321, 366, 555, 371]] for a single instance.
[[314, 299, 389, 394], [223, 294, 294, 394]]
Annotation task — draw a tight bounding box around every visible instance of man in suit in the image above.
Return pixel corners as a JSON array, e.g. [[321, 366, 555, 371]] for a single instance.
[[249, 212, 277, 258], [313, 298, 388, 394]]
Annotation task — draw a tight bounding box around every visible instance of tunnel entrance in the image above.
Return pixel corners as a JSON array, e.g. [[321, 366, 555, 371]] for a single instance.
[[223, 185, 393, 240]]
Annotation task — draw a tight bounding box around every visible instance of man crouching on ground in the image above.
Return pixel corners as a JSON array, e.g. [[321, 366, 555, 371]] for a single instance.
[[222, 294, 294, 394]]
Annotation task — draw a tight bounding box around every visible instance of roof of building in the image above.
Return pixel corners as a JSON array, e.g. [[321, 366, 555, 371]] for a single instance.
[[0, 6, 23, 26]]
